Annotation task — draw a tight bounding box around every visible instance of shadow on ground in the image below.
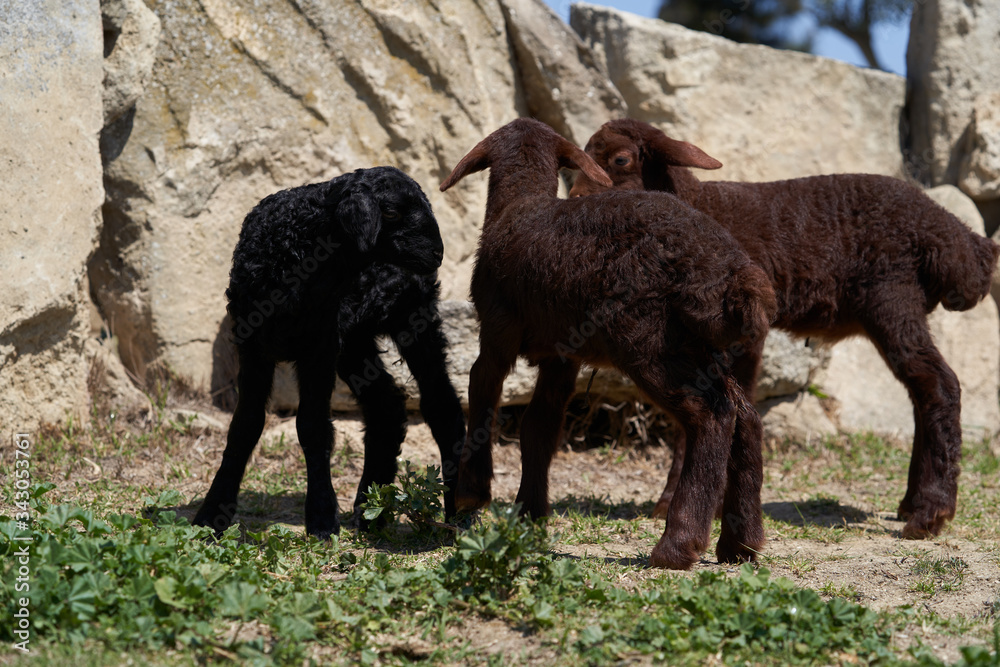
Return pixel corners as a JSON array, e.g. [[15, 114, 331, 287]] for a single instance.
[[763, 498, 877, 529], [551, 493, 657, 520]]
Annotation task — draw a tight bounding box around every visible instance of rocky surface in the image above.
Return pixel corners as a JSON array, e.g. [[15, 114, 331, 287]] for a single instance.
[[0, 0, 105, 433], [3, 0, 999, 443], [92, 0, 622, 393], [570, 3, 906, 183], [500, 0, 626, 145], [101, 0, 161, 124], [906, 0, 1000, 229], [959, 92, 1000, 206], [759, 393, 837, 445]]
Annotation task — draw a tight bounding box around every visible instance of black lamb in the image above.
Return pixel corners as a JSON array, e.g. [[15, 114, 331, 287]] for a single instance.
[[194, 166, 466, 538]]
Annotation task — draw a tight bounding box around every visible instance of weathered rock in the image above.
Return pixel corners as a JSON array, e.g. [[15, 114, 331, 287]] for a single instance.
[[906, 0, 1000, 200], [101, 0, 161, 124], [0, 0, 105, 433], [570, 3, 906, 183], [499, 0, 626, 145], [86, 338, 153, 420], [265, 300, 834, 415], [815, 187, 1000, 439], [94, 0, 525, 389], [756, 331, 830, 402], [759, 393, 837, 445], [268, 300, 540, 412], [817, 298, 1000, 439], [959, 91, 1000, 203]]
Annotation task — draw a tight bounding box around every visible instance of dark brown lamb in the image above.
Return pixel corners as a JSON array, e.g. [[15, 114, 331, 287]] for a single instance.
[[570, 118, 1000, 539], [440, 118, 778, 569]]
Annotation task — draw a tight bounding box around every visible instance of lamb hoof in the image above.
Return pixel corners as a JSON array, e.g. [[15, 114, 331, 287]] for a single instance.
[[649, 540, 699, 570], [306, 515, 341, 540], [896, 498, 914, 521], [455, 492, 491, 513], [901, 513, 948, 540], [192, 502, 238, 535], [716, 538, 759, 564], [900, 501, 954, 539], [455, 477, 492, 513]]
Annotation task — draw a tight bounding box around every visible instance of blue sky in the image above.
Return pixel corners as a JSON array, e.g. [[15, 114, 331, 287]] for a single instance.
[[543, 0, 910, 76]]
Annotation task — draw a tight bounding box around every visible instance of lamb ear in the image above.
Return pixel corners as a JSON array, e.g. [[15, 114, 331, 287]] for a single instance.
[[645, 132, 722, 170], [440, 139, 492, 191], [556, 136, 613, 187], [336, 184, 381, 252]]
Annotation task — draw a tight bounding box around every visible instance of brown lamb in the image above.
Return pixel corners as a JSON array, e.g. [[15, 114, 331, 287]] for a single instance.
[[570, 118, 1000, 539], [439, 118, 778, 569]]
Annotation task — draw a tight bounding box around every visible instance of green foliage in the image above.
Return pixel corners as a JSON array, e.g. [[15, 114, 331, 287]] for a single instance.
[[5, 480, 998, 665], [440, 504, 556, 602], [539, 564, 902, 664], [359, 462, 448, 535], [952, 623, 1000, 667], [0, 485, 331, 663]]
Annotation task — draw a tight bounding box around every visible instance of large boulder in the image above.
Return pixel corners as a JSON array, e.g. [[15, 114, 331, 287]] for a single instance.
[[93, 0, 624, 403], [265, 301, 837, 415], [815, 186, 1000, 439], [906, 0, 1000, 229], [499, 0, 626, 145], [570, 3, 906, 182], [756, 332, 830, 402], [0, 0, 105, 433], [759, 393, 837, 446], [959, 92, 1000, 204], [93, 0, 524, 389]]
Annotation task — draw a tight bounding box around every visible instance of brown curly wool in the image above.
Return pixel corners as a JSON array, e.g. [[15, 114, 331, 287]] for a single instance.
[[572, 118, 1000, 539], [441, 118, 777, 569]]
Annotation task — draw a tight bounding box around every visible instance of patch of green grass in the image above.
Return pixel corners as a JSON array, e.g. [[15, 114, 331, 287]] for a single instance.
[[760, 551, 817, 576], [10, 481, 994, 666], [9, 416, 1000, 666], [965, 439, 1000, 478], [819, 581, 863, 603], [910, 556, 969, 597], [561, 511, 613, 546], [823, 432, 910, 484]]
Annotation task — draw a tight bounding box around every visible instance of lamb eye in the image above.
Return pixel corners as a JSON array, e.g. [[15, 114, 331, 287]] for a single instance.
[[382, 209, 401, 222], [613, 156, 631, 167]]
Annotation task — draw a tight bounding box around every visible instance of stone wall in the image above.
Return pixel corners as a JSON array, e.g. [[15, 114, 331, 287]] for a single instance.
[[0, 0, 106, 433], [906, 0, 1000, 233], [3, 0, 999, 444], [570, 3, 906, 182]]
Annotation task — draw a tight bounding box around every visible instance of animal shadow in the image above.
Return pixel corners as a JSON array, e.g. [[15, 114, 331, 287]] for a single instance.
[[551, 493, 657, 520], [762, 497, 891, 532]]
